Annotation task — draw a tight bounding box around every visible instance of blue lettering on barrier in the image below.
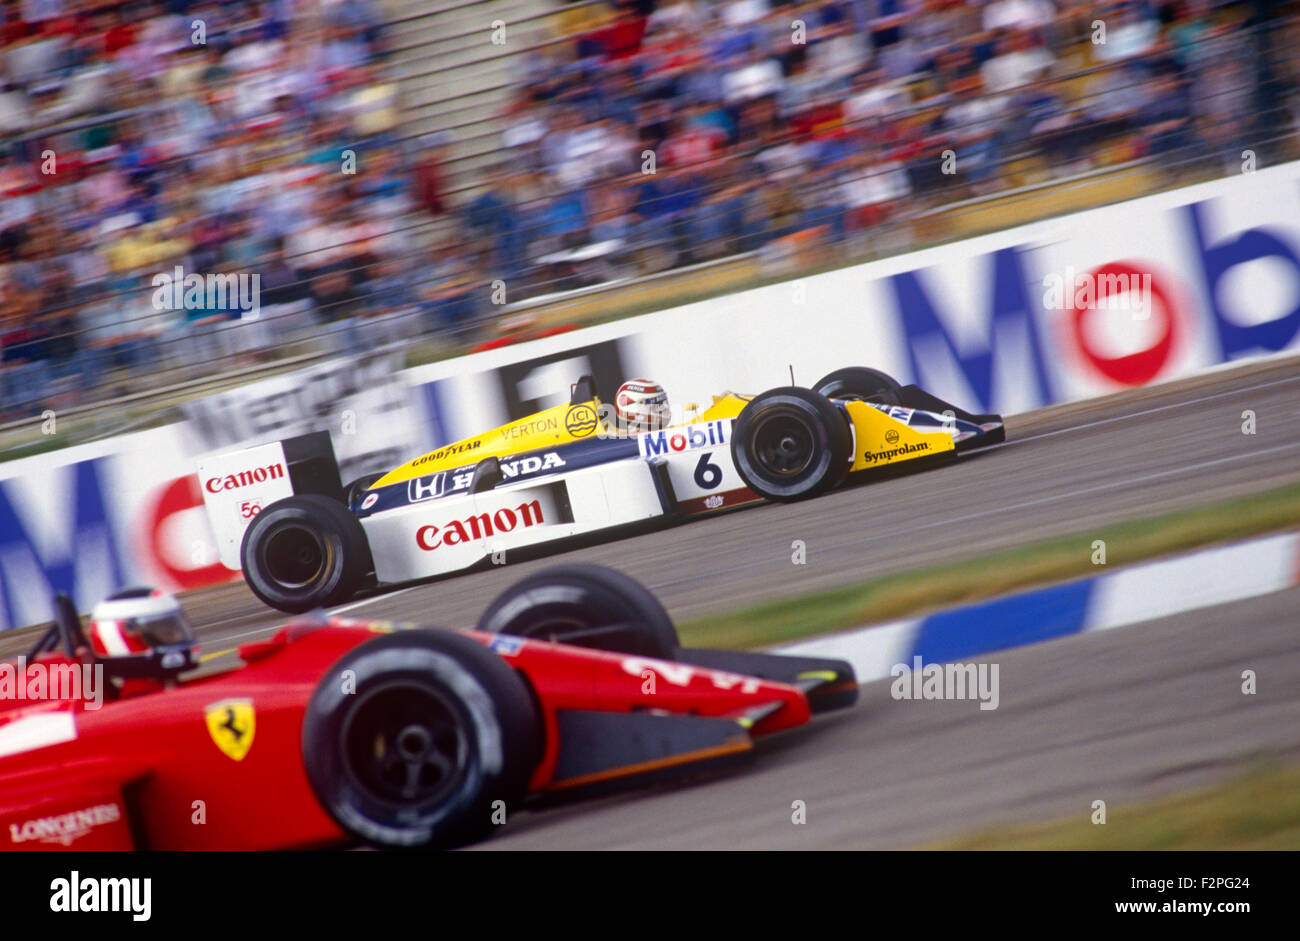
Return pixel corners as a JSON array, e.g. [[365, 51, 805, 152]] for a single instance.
[[0, 458, 122, 631], [1187, 201, 1300, 359], [891, 246, 1052, 413]]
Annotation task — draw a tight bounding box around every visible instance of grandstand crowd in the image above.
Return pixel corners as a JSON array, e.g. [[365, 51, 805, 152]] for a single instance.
[[0, 0, 1295, 420]]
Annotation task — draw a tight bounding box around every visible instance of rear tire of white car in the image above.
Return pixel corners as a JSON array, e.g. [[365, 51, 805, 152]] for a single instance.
[[302, 630, 540, 849], [813, 366, 903, 406], [476, 563, 680, 659], [240, 493, 371, 613], [731, 387, 852, 502]]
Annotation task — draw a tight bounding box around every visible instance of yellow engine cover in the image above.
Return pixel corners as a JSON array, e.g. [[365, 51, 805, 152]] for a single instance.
[[372, 399, 606, 487]]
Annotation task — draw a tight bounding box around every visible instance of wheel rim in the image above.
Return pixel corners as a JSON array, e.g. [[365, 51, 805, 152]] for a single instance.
[[263, 524, 329, 588], [751, 411, 816, 477], [342, 681, 471, 807]]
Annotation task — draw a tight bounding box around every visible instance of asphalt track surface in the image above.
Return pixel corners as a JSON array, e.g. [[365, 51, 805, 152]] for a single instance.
[[4, 355, 1299, 847]]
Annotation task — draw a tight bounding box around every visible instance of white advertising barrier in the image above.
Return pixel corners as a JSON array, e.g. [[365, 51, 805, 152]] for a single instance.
[[3, 165, 1299, 629], [404, 161, 1300, 441], [0, 355, 434, 631], [180, 352, 418, 483]]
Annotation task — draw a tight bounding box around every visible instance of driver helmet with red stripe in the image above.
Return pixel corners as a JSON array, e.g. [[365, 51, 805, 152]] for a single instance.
[[87, 587, 199, 679], [614, 378, 671, 432]]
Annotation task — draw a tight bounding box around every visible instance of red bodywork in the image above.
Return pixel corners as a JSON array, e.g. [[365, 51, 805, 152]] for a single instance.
[[0, 619, 815, 850]]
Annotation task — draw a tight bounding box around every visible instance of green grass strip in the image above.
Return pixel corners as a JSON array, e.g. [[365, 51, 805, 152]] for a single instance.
[[677, 480, 1300, 650]]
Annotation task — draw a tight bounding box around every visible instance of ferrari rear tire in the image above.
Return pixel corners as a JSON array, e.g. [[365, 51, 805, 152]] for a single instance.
[[731, 387, 852, 502], [302, 630, 540, 849], [240, 493, 371, 613], [813, 366, 903, 406], [476, 563, 680, 659]]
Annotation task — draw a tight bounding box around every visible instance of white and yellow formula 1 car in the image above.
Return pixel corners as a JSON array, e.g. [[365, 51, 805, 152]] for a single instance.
[[199, 367, 1004, 612]]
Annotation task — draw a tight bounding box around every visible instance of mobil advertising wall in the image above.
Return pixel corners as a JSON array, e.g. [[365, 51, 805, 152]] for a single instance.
[[3, 163, 1298, 629]]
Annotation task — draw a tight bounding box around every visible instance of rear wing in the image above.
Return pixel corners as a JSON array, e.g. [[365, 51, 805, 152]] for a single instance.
[[197, 431, 344, 570]]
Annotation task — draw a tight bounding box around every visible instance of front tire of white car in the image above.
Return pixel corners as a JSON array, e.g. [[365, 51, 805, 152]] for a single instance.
[[731, 387, 852, 502]]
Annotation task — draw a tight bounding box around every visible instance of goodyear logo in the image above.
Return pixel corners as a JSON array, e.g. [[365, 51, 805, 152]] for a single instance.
[[411, 439, 482, 467], [565, 404, 598, 437]]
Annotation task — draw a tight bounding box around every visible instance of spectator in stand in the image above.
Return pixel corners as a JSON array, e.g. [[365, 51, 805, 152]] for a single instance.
[[420, 243, 478, 333], [1007, 74, 1082, 173], [464, 169, 529, 283], [722, 45, 783, 105], [937, 75, 1010, 193], [1093, 0, 1162, 64], [1139, 68, 1195, 158], [981, 28, 1055, 92], [982, 0, 1057, 33], [412, 132, 455, 218], [0, 280, 47, 419], [629, 162, 708, 265]]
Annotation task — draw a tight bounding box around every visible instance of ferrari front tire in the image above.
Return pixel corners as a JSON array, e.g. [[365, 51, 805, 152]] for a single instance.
[[240, 493, 371, 613], [477, 563, 680, 659], [731, 387, 852, 502], [302, 631, 540, 849]]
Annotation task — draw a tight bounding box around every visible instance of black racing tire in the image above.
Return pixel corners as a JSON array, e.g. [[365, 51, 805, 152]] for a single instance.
[[240, 493, 371, 613], [813, 366, 903, 406], [343, 473, 385, 512], [302, 630, 540, 849], [731, 387, 852, 502], [476, 563, 679, 659]]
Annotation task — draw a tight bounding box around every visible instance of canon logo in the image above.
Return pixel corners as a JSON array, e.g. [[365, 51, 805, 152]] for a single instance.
[[416, 500, 545, 551], [204, 463, 286, 493]]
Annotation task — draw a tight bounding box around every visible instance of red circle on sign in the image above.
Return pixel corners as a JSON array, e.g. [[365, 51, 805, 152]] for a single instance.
[[1068, 261, 1180, 386], [146, 475, 236, 589]]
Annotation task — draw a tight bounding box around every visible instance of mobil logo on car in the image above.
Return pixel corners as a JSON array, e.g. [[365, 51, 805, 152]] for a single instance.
[[638, 420, 730, 459]]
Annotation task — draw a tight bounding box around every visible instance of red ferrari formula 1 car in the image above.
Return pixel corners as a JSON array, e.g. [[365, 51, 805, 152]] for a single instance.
[[0, 565, 856, 850]]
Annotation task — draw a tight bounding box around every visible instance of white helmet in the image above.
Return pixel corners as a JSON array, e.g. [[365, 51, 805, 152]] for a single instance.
[[615, 379, 670, 431], [87, 587, 198, 680]]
